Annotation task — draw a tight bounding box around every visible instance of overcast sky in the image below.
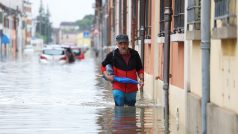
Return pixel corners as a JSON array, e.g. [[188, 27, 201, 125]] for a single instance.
[[30, 0, 95, 27]]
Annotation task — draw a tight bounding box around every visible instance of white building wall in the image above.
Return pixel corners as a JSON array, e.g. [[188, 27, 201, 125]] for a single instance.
[[152, 0, 161, 104], [0, 0, 23, 11], [115, 0, 119, 36], [127, 0, 131, 43]]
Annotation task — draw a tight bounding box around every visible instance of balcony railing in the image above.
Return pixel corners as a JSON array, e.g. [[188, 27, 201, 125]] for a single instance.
[[159, 0, 165, 36], [214, 0, 236, 27], [174, 0, 185, 33], [187, 0, 201, 30], [145, 0, 151, 39], [145, 26, 151, 39]]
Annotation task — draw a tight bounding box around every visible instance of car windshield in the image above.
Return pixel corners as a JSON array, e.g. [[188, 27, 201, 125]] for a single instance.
[[43, 49, 65, 55], [72, 49, 81, 55]]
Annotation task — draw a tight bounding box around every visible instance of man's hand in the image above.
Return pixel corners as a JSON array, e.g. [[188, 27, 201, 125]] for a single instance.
[[106, 75, 114, 82], [103, 71, 114, 82], [139, 79, 144, 88], [138, 73, 144, 89]]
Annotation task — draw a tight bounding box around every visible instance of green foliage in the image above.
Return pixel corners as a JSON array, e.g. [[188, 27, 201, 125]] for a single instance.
[[76, 14, 94, 31], [35, 0, 52, 44]]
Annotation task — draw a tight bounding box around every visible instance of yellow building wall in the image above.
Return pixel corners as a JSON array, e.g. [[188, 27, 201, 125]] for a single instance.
[[190, 41, 202, 97], [170, 85, 186, 128], [76, 33, 91, 48], [210, 0, 238, 113], [211, 39, 238, 113]]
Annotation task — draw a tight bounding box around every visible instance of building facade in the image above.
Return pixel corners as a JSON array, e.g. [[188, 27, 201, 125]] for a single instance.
[[0, 0, 24, 56], [59, 22, 79, 45], [0, 0, 31, 55], [23, 0, 32, 47]]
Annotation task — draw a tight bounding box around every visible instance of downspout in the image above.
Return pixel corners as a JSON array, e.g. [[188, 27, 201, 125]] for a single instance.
[[139, 0, 145, 65], [201, 0, 211, 134], [163, 0, 172, 133]]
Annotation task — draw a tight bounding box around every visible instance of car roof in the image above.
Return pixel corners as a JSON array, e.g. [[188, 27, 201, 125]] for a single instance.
[[42, 46, 65, 51], [70, 46, 81, 49]]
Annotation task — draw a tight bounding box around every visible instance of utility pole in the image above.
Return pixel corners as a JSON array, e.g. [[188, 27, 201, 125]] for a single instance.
[[163, 0, 172, 133]]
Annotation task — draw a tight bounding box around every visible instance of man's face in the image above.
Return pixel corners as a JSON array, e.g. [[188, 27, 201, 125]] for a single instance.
[[117, 42, 129, 54]]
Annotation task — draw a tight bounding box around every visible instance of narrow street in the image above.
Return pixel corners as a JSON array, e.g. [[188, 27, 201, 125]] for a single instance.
[[0, 51, 183, 133]]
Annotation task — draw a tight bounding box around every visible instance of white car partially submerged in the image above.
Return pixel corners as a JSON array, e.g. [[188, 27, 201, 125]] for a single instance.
[[39, 47, 67, 64]]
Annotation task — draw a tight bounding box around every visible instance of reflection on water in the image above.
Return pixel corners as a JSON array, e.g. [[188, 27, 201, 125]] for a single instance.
[[96, 106, 185, 134], [96, 106, 166, 134], [0, 51, 185, 133]]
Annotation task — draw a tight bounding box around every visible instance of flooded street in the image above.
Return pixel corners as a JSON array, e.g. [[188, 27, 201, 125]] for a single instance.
[[0, 51, 184, 134]]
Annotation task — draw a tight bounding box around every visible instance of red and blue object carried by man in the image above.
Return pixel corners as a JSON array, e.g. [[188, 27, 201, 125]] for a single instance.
[[102, 64, 139, 84]]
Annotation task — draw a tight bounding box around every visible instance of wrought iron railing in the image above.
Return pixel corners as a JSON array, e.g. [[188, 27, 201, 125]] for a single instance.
[[145, 26, 151, 39], [145, 0, 151, 39], [174, 0, 185, 33], [187, 0, 201, 30], [159, 0, 165, 36], [214, 0, 236, 27]]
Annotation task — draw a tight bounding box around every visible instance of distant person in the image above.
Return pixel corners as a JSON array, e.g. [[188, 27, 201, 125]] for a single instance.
[[66, 48, 75, 63], [101, 34, 144, 106]]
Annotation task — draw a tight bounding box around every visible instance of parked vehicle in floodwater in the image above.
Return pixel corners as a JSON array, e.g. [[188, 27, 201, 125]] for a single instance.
[[39, 46, 67, 64], [71, 46, 85, 60]]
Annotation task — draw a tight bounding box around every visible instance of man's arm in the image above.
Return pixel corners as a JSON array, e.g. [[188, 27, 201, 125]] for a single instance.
[[135, 51, 144, 88], [138, 72, 144, 88], [101, 52, 114, 82]]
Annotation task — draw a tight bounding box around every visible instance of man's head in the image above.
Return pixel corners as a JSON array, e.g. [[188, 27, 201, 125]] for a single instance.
[[116, 34, 129, 54]]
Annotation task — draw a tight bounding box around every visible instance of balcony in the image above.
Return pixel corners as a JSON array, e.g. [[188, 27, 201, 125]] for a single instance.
[[212, 0, 237, 39], [145, 26, 151, 39], [174, 0, 185, 33], [172, 0, 185, 42], [186, 0, 201, 40], [145, 26, 151, 44], [158, 0, 165, 37]]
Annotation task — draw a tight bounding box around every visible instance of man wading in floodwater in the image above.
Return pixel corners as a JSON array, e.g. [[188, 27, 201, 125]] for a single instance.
[[101, 34, 144, 106]]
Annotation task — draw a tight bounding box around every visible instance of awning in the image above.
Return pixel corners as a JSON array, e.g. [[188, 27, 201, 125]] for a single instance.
[[1, 34, 10, 45]]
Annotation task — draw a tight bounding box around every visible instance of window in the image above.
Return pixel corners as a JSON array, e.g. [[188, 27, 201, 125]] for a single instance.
[[187, 0, 201, 30], [145, 0, 152, 39], [159, 0, 165, 36], [213, 0, 237, 39], [0, 12, 3, 23], [123, 0, 127, 33], [214, 0, 236, 27], [4, 17, 9, 28], [174, 0, 185, 33]]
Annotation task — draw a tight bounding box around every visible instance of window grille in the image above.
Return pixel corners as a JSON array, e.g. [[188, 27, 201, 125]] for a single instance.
[[174, 0, 185, 33], [214, 0, 236, 27], [187, 0, 201, 30], [159, 0, 165, 36]]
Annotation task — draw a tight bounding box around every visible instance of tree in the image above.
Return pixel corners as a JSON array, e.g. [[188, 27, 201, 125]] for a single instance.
[[76, 15, 94, 31], [35, 0, 52, 44]]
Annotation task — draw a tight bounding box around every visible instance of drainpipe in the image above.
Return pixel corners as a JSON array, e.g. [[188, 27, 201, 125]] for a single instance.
[[139, 0, 145, 93], [201, 0, 211, 134], [163, 0, 172, 133], [139, 0, 145, 65]]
